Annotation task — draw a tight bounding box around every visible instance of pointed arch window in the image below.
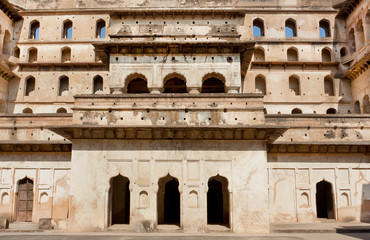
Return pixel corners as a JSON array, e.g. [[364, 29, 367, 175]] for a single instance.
[[96, 20, 106, 38], [62, 20, 73, 39], [29, 20, 40, 39]]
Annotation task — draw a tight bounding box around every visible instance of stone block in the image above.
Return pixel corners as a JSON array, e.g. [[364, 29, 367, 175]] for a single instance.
[[39, 218, 54, 230], [0, 218, 9, 229]]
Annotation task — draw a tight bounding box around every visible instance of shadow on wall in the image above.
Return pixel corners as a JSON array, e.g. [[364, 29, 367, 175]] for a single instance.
[[361, 183, 370, 223]]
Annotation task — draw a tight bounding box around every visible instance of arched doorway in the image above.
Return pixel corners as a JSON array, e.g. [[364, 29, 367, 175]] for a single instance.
[[109, 175, 130, 225], [16, 177, 34, 222], [157, 174, 180, 225], [316, 180, 335, 219], [127, 78, 149, 93], [163, 77, 187, 93], [201, 77, 225, 93], [207, 175, 229, 226]]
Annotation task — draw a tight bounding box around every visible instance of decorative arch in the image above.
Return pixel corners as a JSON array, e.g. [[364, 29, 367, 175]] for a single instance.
[[125, 73, 149, 94], [22, 108, 33, 114], [291, 108, 302, 114], [255, 74, 266, 95], [29, 20, 40, 39], [340, 47, 348, 58], [324, 75, 334, 96], [25, 76, 36, 96], [39, 192, 49, 204], [354, 100, 361, 114], [108, 174, 130, 225], [61, 47, 71, 62], [289, 74, 300, 95], [163, 72, 187, 93], [254, 47, 265, 61], [207, 175, 229, 227], [16, 177, 34, 222], [300, 192, 309, 207], [93, 75, 103, 94], [319, 19, 331, 37], [96, 19, 106, 38], [13, 47, 20, 58], [201, 72, 226, 93], [285, 18, 297, 37], [189, 190, 198, 208], [287, 47, 298, 62], [28, 47, 38, 63], [253, 18, 265, 37], [326, 108, 337, 114], [316, 180, 335, 219], [62, 19, 73, 39], [322, 48, 332, 62], [58, 76, 69, 96], [57, 107, 67, 113], [157, 173, 180, 225], [340, 193, 349, 207], [1, 192, 9, 205], [139, 191, 149, 208], [355, 19, 365, 49]]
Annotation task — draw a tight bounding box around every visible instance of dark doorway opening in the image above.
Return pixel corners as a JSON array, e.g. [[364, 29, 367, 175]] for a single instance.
[[158, 174, 180, 225], [316, 180, 335, 219], [110, 174, 130, 225], [201, 77, 225, 93], [163, 78, 187, 93], [17, 177, 34, 222], [127, 78, 149, 93], [207, 175, 229, 226]]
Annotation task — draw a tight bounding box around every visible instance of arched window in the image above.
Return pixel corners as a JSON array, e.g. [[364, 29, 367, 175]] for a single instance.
[[25, 76, 35, 96], [58, 76, 69, 96], [13, 47, 20, 58], [127, 78, 149, 93], [253, 18, 264, 37], [285, 19, 297, 37], [324, 76, 334, 96], [57, 107, 67, 113], [322, 48, 331, 62], [28, 48, 38, 63], [355, 20, 365, 49], [29, 20, 40, 39], [22, 108, 33, 114], [93, 75, 103, 94], [340, 47, 347, 58], [354, 101, 361, 114], [61, 47, 71, 62], [326, 108, 336, 114], [348, 29, 356, 53], [62, 20, 73, 39], [163, 74, 187, 93], [96, 19, 106, 38], [255, 74, 266, 95], [319, 19, 331, 37], [254, 48, 265, 61], [2, 30, 11, 55], [201, 74, 225, 93], [291, 108, 302, 114], [287, 47, 298, 62], [289, 75, 300, 95]]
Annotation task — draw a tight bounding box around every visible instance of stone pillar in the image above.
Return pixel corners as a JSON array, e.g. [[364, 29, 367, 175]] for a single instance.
[[111, 87, 124, 94], [149, 87, 162, 94], [188, 87, 201, 94]]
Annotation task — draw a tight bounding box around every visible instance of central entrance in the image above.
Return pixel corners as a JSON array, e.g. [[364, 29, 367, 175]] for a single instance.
[[157, 174, 180, 225], [110, 174, 130, 225], [207, 175, 229, 226], [16, 177, 34, 222], [316, 180, 335, 219]]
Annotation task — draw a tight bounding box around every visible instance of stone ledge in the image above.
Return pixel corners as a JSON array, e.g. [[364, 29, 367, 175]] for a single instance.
[[268, 144, 370, 153]]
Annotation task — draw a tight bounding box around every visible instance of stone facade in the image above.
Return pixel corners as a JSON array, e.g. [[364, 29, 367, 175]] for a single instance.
[[0, 0, 369, 234]]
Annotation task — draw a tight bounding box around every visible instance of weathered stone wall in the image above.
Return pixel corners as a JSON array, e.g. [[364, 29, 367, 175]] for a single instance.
[[0, 153, 71, 228], [69, 139, 269, 233], [268, 153, 370, 223], [9, 0, 337, 10]]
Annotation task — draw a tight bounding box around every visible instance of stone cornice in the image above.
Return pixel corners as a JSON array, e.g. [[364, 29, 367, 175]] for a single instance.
[[268, 144, 370, 153]]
